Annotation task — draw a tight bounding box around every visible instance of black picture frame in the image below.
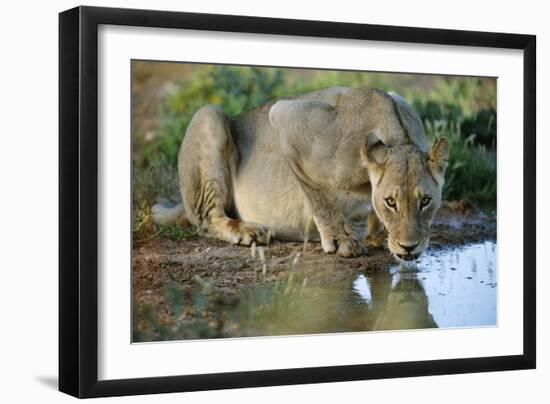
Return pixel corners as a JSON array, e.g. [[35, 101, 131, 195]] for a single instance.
[[59, 5, 536, 398]]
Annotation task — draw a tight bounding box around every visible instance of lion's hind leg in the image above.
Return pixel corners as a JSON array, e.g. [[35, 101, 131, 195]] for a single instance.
[[178, 105, 269, 246], [209, 215, 270, 246]]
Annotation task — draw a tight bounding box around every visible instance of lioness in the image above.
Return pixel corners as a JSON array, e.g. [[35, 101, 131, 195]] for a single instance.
[[153, 87, 449, 260]]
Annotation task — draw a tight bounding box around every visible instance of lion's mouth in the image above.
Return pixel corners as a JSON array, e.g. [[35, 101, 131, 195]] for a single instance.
[[396, 253, 420, 261]]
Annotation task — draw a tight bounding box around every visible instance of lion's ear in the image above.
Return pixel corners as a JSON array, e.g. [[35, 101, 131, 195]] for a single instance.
[[362, 132, 389, 166], [428, 137, 450, 184]]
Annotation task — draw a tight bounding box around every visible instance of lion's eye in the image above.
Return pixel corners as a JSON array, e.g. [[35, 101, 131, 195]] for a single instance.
[[385, 197, 397, 209], [420, 196, 432, 209]]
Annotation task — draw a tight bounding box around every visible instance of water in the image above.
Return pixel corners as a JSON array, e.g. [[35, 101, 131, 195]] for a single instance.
[[352, 241, 497, 330], [140, 241, 498, 341], [237, 241, 497, 336]]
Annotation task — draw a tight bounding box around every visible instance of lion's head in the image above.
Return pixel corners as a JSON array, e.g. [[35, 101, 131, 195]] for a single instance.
[[362, 133, 449, 261]]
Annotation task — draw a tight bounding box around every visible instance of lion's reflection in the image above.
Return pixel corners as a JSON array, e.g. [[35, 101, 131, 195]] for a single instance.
[[354, 266, 438, 331]]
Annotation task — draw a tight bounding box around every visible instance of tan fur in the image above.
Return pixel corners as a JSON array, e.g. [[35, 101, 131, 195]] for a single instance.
[[153, 87, 448, 259]]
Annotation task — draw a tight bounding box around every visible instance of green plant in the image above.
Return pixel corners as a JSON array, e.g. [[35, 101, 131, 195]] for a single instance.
[[412, 77, 497, 149], [424, 120, 496, 203]]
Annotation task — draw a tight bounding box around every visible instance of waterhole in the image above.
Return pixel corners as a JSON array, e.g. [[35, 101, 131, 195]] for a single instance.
[[239, 241, 497, 335], [133, 241, 497, 341], [352, 241, 497, 330]]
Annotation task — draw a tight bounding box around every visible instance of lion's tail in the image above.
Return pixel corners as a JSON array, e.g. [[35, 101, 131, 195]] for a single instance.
[[151, 201, 189, 226]]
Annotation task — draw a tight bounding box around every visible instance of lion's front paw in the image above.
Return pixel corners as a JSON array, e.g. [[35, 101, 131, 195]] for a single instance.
[[320, 237, 337, 254], [321, 233, 364, 258], [335, 234, 365, 257]]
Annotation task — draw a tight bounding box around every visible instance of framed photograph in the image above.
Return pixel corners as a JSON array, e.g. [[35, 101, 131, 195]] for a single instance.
[[59, 6, 536, 398]]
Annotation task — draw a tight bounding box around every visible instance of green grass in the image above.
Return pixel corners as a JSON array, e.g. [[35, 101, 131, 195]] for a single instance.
[[132, 65, 497, 241], [132, 201, 197, 242]]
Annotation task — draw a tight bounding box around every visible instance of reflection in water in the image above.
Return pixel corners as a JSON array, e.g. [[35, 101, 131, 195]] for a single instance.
[[352, 269, 437, 332], [249, 241, 497, 336], [374, 270, 437, 330], [146, 241, 498, 340], [352, 241, 497, 331], [230, 241, 497, 338]]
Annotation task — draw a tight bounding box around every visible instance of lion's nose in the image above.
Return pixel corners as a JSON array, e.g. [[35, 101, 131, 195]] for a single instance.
[[398, 241, 419, 253]]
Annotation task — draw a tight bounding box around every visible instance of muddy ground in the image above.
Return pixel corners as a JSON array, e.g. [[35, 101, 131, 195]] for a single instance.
[[132, 201, 496, 329]]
